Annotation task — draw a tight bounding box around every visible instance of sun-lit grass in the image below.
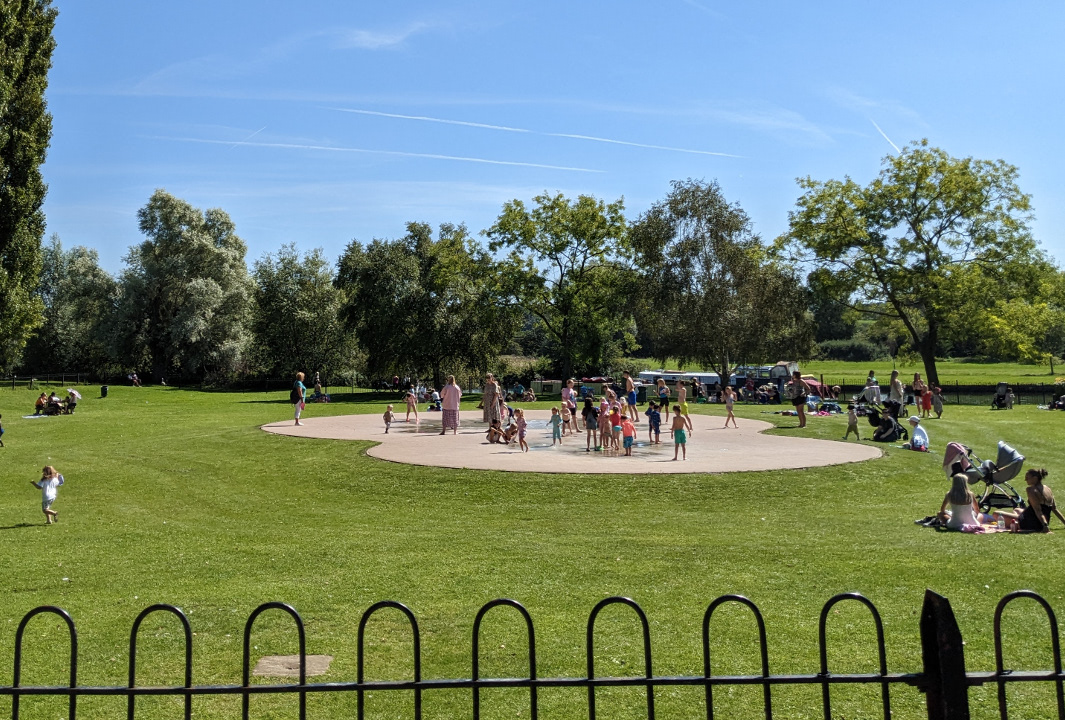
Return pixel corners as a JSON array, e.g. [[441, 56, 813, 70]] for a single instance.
[[0, 384, 1063, 718], [626, 357, 1061, 386]]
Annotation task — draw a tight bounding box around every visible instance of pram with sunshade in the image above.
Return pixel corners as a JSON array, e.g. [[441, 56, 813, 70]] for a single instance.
[[942, 441, 1026, 512]]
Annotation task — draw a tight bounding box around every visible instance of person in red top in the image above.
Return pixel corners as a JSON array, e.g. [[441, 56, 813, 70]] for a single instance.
[[621, 417, 636, 456]]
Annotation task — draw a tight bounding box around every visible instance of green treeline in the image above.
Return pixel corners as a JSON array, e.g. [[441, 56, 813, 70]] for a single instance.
[[13, 146, 1065, 389]]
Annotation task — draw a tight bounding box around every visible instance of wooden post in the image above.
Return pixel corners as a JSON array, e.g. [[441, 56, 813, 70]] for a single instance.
[[920, 589, 970, 719]]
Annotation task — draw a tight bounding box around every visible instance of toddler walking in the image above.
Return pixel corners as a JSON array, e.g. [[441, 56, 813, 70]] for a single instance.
[[843, 404, 860, 440], [32, 466, 64, 524], [383, 404, 396, 433]]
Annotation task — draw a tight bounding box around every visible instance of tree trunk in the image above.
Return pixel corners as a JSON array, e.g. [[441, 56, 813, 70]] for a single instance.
[[919, 322, 940, 388]]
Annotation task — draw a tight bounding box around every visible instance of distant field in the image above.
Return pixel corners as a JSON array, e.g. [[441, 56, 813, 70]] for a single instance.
[[627, 358, 1061, 386]]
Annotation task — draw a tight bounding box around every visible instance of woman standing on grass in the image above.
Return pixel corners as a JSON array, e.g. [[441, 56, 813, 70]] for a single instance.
[[292, 372, 306, 426], [787, 371, 811, 429], [889, 370, 904, 406], [439, 375, 462, 435]]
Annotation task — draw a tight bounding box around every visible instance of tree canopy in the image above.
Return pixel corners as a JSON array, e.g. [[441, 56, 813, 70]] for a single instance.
[[21, 235, 116, 374], [251, 244, 357, 380], [632, 179, 813, 381], [113, 190, 252, 381], [0, 0, 57, 371], [486, 193, 635, 379], [779, 140, 1040, 386], [336, 222, 515, 386]]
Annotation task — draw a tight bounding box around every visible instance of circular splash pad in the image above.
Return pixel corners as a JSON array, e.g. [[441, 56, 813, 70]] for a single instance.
[[262, 410, 880, 474]]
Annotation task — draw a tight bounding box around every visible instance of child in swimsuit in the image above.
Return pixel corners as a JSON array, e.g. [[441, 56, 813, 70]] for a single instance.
[[671, 406, 687, 460]]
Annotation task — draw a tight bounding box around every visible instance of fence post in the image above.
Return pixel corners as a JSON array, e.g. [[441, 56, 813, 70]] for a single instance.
[[955, 381, 960, 406], [920, 589, 970, 720]]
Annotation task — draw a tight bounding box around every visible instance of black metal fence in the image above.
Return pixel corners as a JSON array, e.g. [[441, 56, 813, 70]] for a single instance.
[[823, 381, 1064, 408], [2, 589, 1063, 719]]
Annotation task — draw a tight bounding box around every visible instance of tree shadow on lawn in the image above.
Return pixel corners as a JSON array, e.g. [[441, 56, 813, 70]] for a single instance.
[[235, 392, 400, 405]]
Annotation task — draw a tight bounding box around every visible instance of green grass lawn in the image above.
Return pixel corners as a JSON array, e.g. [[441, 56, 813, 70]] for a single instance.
[[1, 385, 1064, 718]]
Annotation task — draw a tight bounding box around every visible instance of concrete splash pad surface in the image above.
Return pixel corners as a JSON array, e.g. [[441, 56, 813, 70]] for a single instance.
[[262, 410, 881, 474]]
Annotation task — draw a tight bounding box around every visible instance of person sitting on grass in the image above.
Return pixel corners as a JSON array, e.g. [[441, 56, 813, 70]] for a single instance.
[[903, 416, 928, 451], [937, 474, 995, 530], [34, 393, 46, 415], [996, 469, 1065, 533]]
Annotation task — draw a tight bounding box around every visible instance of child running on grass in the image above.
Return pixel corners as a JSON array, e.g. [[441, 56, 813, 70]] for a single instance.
[[32, 466, 64, 524], [621, 416, 636, 456], [671, 406, 687, 460], [723, 386, 738, 428], [383, 405, 396, 433], [645, 402, 661, 444], [550, 407, 563, 445], [515, 408, 529, 452]]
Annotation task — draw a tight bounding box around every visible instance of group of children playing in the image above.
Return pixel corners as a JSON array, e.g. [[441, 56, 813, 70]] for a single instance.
[[477, 396, 698, 457]]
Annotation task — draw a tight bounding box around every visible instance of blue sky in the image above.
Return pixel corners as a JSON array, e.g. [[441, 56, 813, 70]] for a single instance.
[[42, 1, 1065, 272]]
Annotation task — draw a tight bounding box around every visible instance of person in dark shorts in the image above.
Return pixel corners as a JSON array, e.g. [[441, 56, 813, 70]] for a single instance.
[[996, 469, 1065, 532], [786, 371, 811, 428]]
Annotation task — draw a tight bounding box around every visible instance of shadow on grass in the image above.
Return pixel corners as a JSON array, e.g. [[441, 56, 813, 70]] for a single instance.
[[0, 523, 36, 530], [238, 391, 405, 405]]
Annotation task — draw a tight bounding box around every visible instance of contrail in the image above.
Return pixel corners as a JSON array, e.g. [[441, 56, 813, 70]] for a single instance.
[[331, 107, 742, 158], [150, 135, 603, 173], [229, 125, 267, 150], [870, 119, 900, 153], [333, 108, 531, 134]]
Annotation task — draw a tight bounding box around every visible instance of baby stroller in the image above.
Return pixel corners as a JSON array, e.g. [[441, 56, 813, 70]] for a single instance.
[[942, 441, 1026, 512], [867, 400, 908, 442], [990, 382, 1011, 410]]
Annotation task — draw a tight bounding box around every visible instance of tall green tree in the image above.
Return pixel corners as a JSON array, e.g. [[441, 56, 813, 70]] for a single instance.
[[336, 222, 515, 386], [113, 190, 252, 381], [486, 193, 635, 380], [779, 140, 1040, 386], [632, 179, 814, 381], [21, 234, 117, 374], [0, 0, 57, 371], [251, 243, 358, 379]]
